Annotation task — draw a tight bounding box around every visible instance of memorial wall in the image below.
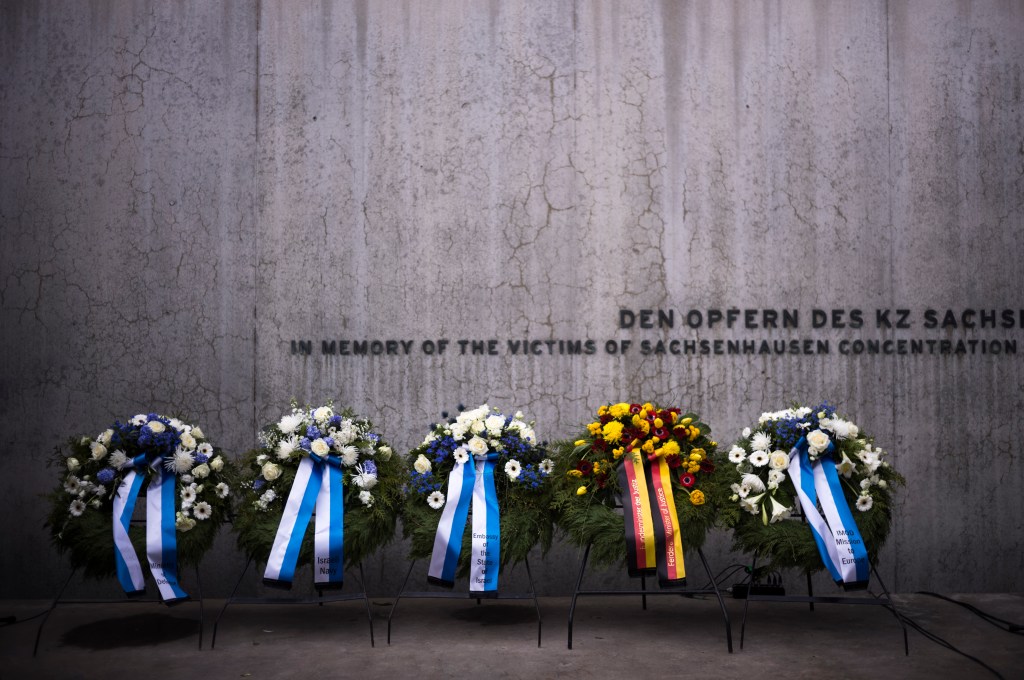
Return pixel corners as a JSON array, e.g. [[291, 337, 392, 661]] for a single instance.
[[2, 0, 1022, 598]]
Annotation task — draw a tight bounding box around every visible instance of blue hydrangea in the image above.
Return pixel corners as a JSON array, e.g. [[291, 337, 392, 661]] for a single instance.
[[97, 468, 115, 484], [363, 460, 378, 476], [194, 453, 209, 464]]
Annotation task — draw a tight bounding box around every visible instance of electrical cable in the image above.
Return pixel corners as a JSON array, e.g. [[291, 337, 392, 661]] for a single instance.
[[916, 591, 1023, 634]]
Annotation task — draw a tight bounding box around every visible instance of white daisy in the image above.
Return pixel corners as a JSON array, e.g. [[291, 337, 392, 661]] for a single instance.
[[539, 458, 554, 475], [69, 499, 86, 517], [856, 494, 873, 512], [180, 486, 197, 504], [452, 446, 470, 465], [193, 501, 212, 520], [728, 446, 747, 464], [64, 475, 81, 494], [427, 491, 446, 510], [504, 459, 522, 480], [197, 442, 214, 456], [749, 450, 770, 467], [216, 482, 230, 498]]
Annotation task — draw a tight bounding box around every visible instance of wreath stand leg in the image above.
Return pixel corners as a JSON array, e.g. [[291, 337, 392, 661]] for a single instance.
[[739, 550, 908, 655], [210, 557, 374, 649], [386, 558, 543, 647], [33, 564, 204, 656], [566, 543, 733, 652]]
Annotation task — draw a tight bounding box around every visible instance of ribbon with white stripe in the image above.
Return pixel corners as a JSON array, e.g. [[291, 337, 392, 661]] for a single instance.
[[112, 454, 189, 603], [787, 437, 870, 589], [428, 452, 501, 594], [263, 453, 345, 588]]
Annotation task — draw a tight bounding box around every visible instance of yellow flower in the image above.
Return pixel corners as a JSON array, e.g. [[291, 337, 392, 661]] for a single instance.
[[710, 441, 717, 448], [587, 422, 603, 436], [641, 440, 655, 454], [613, 447, 625, 459], [609, 403, 630, 419], [602, 421, 624, 443], [689, 449, 704, 461], [576, 485, 588, 496], [567, 469, 583, 478], [687, 463, 700, 473], [689, 490, 706, 505], [660, 440, 680, 457], [680, 417, 693, 426], [669, 412, 679, 424], [592, 460, 602, 474], [574, 439, 586, 446], [638, 420, 650, 435], [597, 405, 609, 417], [653, 417, 663, 428], [689, 427, 700, 441]]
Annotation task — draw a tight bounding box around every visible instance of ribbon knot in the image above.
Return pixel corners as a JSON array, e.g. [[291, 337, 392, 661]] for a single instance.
[[112, 454, 189, 603], [786, 436, 870, 589]]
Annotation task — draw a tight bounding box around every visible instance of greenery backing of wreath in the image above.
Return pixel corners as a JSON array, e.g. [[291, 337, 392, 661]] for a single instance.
[[402, 404, 555, 576], [717, 402, 904, 574], [232, 403, 404, 570], [46, 414, 233, 581], [551, 402, 730, 569]]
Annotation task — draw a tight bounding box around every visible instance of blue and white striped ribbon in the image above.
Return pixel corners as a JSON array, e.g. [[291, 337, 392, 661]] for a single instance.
[[428, 452, 501, 593], [787, 437, 870, 589], [112, 455, 188, 602], [263, 453, 345, 588]]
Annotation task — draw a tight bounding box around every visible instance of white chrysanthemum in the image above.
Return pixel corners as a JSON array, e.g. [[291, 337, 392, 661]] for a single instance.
[[453, 447, 469, 465], [728, 446, 746, 464], [750, 431, 772, 452], [64, 475, 82, 494], [504, 459, 522, 480], [769, 497, 792, 523], [749, 450, 769, 467], [334, 424, 357, 446], [278, 413, 304, 435], [340, 446, 359, 467], [193, 501, 212, 520], [358, 490, 374, 507], [539, 458, 554, 475], [769, 450, 790, 470], [856, 494, 874, 512], [216, 482, 230, 498], [353, 471, 378, 490], [741, 473, 766, 495], [275, 435, 298, 460], [767, 469, 786, 489], [165, 449, 194, 474], [108, 450, 129, 470], [168, 418, 184, 432], [90, 441, 108, 461], [427, 491, 445, 510], [180, 486, 197, 504], [196, 442, 213, 457], [69, 499, 86, 517], [413, 454, 431, 474]]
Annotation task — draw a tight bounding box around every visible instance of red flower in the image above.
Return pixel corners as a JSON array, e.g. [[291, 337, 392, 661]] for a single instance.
[[596, 473, 608, 488], [672, 425, 688, 438], [653, 427, 668, 439], [599, 413, 613, 424], [679, 473, 695, 488], [667, 456, 683, 469], [630, 403, 642, 414], [577, 460, 593, 475], [700, 460, 716, 474]]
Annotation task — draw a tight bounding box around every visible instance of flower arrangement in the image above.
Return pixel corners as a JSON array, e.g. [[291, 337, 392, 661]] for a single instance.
[[719, 403, 903, 576], [233, 403, 403, 584], [402, 404, 555, 584], [46, 413, 232, 584], [552, 402, 727, 578]]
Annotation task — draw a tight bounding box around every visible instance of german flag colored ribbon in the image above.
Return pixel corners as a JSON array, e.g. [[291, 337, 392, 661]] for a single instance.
[[619, 454, 686, 586]]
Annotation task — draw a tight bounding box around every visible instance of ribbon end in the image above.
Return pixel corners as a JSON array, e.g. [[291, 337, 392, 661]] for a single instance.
[[625, 565, 657, 579], [426, 575, 455, 589], [123, 588, 147, 599], [262, 578, 294, 590], [657, 576, 687, 589], [314, 581, 345, 592], [840, 579, 870, 592], [469, 589, 499, 599], [161, 594, 191, 607]]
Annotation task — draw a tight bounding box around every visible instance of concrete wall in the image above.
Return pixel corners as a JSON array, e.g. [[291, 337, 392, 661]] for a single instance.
[[2, 0, 1022, 598]]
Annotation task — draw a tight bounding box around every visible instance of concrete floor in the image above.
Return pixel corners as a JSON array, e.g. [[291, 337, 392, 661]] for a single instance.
[[1, 592, 1021, 679]]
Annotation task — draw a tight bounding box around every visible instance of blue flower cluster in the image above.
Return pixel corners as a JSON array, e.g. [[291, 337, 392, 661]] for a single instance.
[[362, 460, 378, 476], [425, 435, 457, 463], [408, 470, 441, 494], [771, 401, 838, 449], [97, 468, 115, 484], [299, 423, 335, 453], [513, 463, 546, 489]]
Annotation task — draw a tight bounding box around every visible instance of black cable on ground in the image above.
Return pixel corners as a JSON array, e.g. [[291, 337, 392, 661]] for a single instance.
[[0, 610, 48, 627], [916, 591, 1024, 634]]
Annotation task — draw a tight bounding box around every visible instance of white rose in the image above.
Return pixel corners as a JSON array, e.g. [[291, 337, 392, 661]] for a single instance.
[[192, 463, 210, 479], [484, 414, 505, 435], [262, 462, 282, 481], [191, 426, 205, 439], [413, 454, 432, 474], [769, 450, 790, 470], [147, 420, 166, 434], [97, 429, 113, 446], [180, 432, 197, 451], [518, 427, 536, 443], [805, 429, 831, 453], [377, 445, 392, 461], [467, 436, 488, 457], [209, 455, 224, 471], [312, 406, 333, 423], [742, 427, 752, 438], [90, 441, 108, 461], [310, 438, 330, 456], [66, 457, 80, 472], [470, 419, 485, 435], [449, 422, 468, 440]]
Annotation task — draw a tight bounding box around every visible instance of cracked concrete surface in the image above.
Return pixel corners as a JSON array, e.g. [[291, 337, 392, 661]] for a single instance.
[[2, 0, 1023, 600]]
